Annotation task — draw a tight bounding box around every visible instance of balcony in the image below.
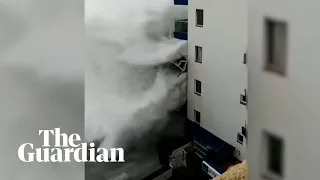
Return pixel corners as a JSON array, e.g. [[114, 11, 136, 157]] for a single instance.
[[174, 0, 188, 5], [174, 19, 188, 40]]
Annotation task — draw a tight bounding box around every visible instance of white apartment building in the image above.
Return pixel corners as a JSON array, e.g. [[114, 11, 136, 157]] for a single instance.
[[187, 0, 248, 158], [247, 0, 320, 179]]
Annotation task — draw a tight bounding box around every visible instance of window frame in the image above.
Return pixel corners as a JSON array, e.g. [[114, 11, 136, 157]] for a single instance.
[[264, 18, 288, 76], [195, 46, 203, 63], [196, 9, 204, 27], [194, 79, 202, 96]]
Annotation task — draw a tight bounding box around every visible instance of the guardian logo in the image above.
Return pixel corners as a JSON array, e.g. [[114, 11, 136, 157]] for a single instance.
[[17, 128, 125, 163]]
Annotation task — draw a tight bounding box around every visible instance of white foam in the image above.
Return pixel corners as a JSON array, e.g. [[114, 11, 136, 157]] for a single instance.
[[85, 0, 188, 150]]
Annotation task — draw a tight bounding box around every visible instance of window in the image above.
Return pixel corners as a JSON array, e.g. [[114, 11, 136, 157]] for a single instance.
[[240, 89, 247, 105], [261, 131, 285, 180], [195, 46, 202, 63], [237, 133, 244, 145], [194, 110, 201, 124], [243, 53, 247, 64], [196, 9, 203, 27], [242, 126, 247, 138], [264, 18, 288, 76], [240, 95, 246, 105], [194, 79, 201, 96]]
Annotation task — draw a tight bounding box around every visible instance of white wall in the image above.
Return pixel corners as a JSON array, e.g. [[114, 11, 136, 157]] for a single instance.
[[247, 0, 320, 179], [187, 0, 248, 151]]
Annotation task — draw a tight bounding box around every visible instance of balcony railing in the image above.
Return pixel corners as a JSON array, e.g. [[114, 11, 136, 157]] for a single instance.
[[174, 19, 188, 40]]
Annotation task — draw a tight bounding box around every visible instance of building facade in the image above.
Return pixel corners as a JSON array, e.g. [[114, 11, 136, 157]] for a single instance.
[[247, 0, 320, 179], [187, 0, 248, 159]]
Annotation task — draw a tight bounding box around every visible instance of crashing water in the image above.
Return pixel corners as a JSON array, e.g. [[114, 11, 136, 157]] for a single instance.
[[85, 0, 187, 179], [0, 0, 187, 179]]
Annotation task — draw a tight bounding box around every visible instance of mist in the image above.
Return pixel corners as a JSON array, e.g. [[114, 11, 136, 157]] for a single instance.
[[0, 0, 187, 179], [0, 0, 83, 180], [85, 0, 187, 179], [85, 0, 187, 151]]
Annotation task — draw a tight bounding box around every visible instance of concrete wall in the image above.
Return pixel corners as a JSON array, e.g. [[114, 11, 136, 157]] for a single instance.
[[187, 0, 248, 152], [247, 0, 320, 179]]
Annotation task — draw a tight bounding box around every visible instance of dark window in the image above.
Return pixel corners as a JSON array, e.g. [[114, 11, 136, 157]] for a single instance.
[[268, 135, 284, 176], [240, 89, 247, 105], [264, 18, 288, 76], [243, 53, 247, 64], [194, 110, 201, 124], [194, 79, 201, 95], [196, 9, 203, 27], [237, 133, 244, 145], [261, 131, 285, 179], [195, 46, 202, 63]]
